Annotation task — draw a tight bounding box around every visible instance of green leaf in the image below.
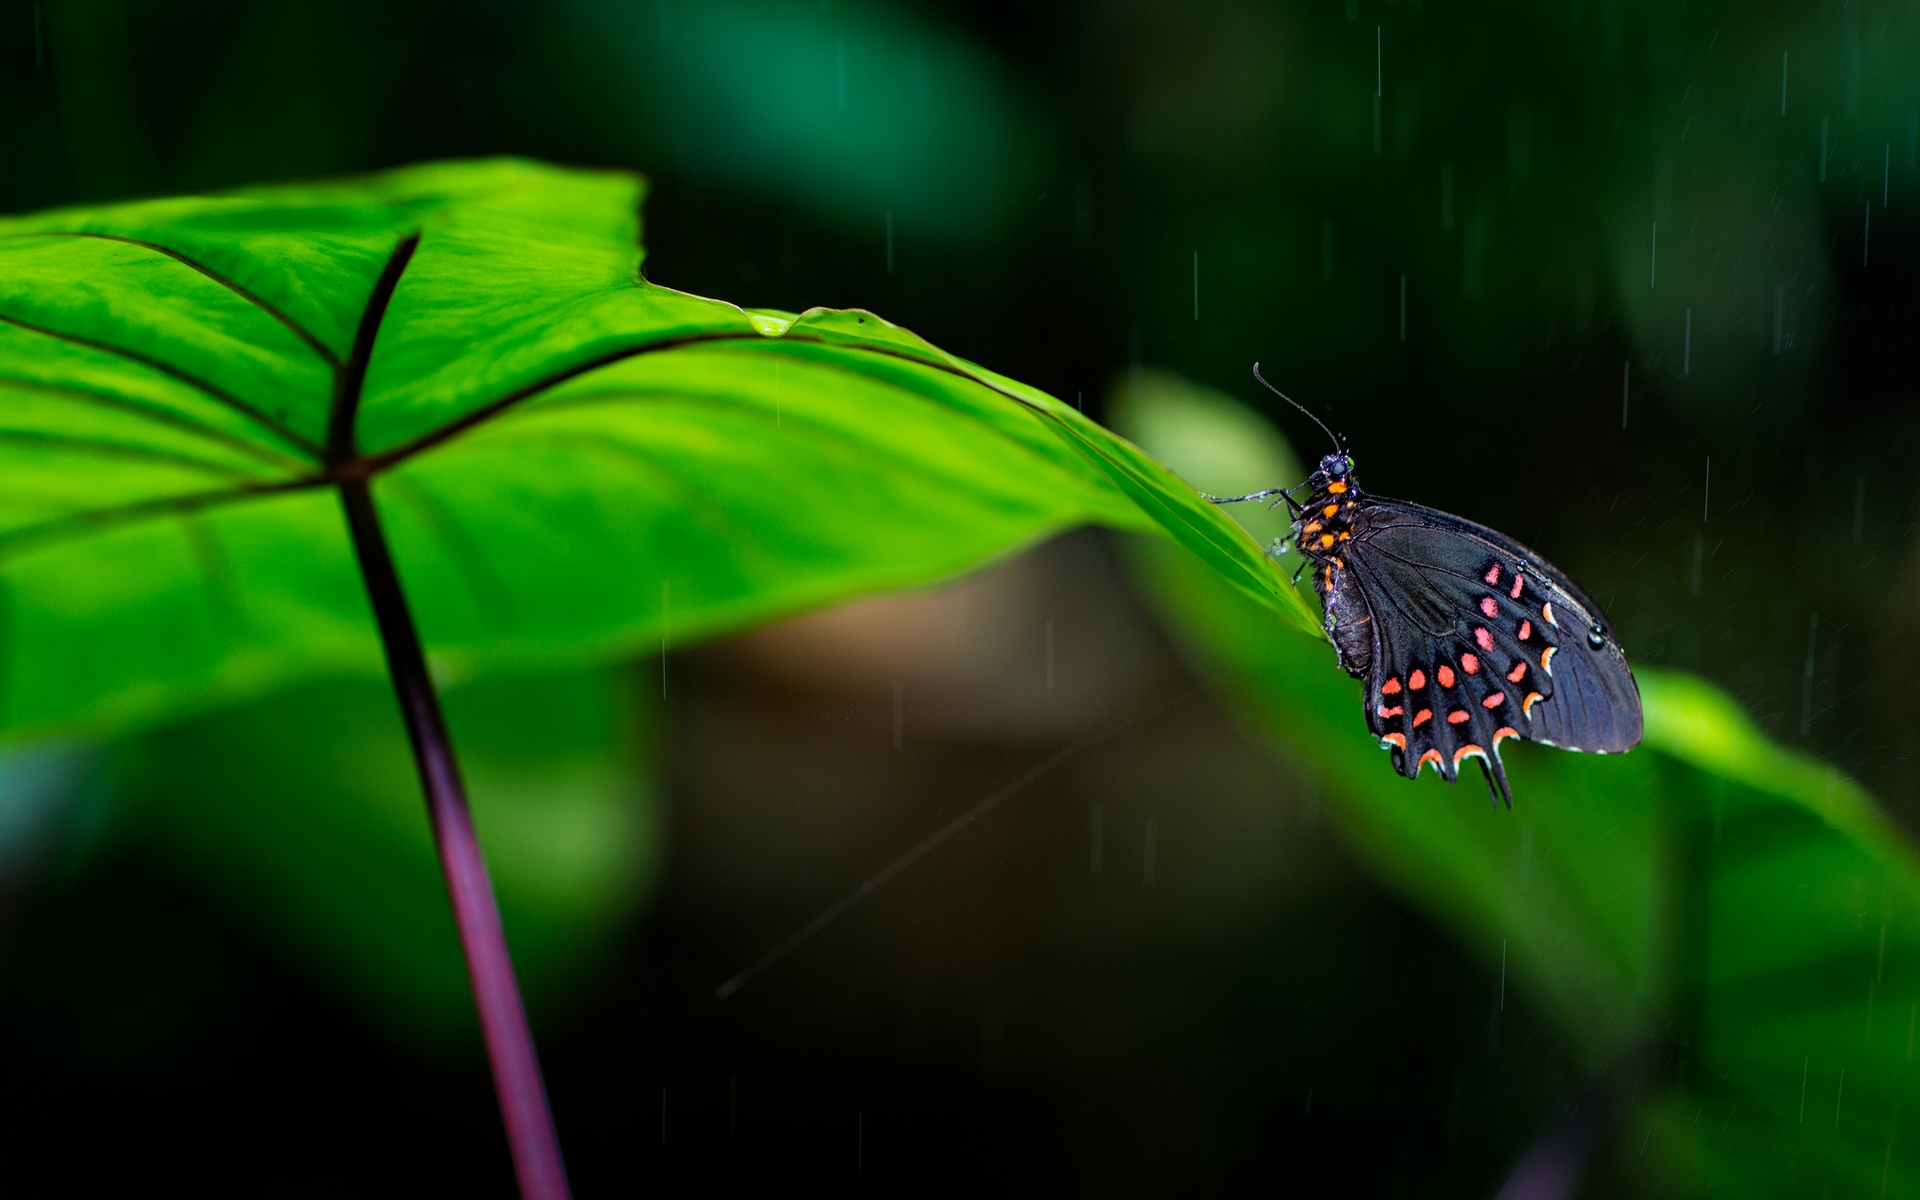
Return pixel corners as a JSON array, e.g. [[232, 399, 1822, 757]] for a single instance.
[[110, 665, 659, 1043], [0, 157, 1296, 743], [1114, 373, 1920, 1197]]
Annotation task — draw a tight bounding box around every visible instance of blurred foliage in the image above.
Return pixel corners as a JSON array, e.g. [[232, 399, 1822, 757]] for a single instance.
[[1116, 371, 1920, 1198], [112, 666, 661, 1043]]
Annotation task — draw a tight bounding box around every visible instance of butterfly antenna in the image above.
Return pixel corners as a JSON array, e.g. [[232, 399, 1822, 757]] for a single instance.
[[1252, 363, 1342, 457]]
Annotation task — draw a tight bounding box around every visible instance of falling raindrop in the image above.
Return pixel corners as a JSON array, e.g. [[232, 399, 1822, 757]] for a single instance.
[[836, 36, 847, 112], [1801, 611, 1818, 735], [1090, 803, 1103, 874], [1372, 26, 1383, 155]]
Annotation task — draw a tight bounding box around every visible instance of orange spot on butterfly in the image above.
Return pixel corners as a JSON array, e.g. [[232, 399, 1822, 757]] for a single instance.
[[1304, 520, 1323, 534], [1417, 748, 1443, 772], [1408, 669, 1427, 690], [1446, 709, 1471, 724], [1323, 504, 1340, 518], [1492, 726, 1520, 746], [1377, 704, 1404, 719], [1484, 564, 1501, 585], [1506, 662, 1527, 683], [1437, 664, 1456, 688], [1382, 677, 1403, 695], [1382, 732, 1406, 750], [1482, 692, 1505, 709], [1474, 627, 1494, 651], [1480, 596, 1498, 618], [1413, 708, 1433, 726], [1523, 692, 1544, 716], [1327, 481, 1348, 494], [1518, 619, 1532, 641], [1541, 646, 1557, 674], [1542, 602, 1556, 626], [1320, 534, 1336, 548], [1510, 573, 1524, 599], [1453, 744, 1485, 766], [1461, 653, 1480, 675]]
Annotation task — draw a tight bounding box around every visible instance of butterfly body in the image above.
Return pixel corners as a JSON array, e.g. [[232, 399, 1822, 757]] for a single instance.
[[1283, 452, 1642, 807]]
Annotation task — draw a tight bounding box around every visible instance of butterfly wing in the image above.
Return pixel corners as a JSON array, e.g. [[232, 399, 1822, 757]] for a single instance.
[[1342, 496, 1642, 805]]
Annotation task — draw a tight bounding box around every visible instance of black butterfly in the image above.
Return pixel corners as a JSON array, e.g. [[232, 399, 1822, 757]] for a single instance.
[[1208, 366, 1642, 807]]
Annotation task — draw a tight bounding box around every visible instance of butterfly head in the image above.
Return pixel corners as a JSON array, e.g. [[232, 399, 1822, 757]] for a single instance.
[[1316, 453, 1356, 485]]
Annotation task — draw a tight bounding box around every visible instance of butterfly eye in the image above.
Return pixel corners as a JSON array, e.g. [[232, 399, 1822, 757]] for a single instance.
[[1587, 622, 1608, 650]]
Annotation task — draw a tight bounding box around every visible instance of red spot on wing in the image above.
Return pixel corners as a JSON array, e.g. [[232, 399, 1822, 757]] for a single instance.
[[1506, 661, 1527, 683], [1446, 709, 1471, 724], [1481, 692, 1506, 709], [1377, 704, 1404, 719], [1492, 726, 1520, 746], [1484, 564, 1501, 585], [1417, 748, 1444, 771], [1479, 596, 1498, 618], [1408, 669, 1427, 690], [1413, 709, 1433, 727], [1518, 619, 1532, 641], [1382, 732, 1406, 750], [1474, 627, 1495, 651], [1382, 677, 1403, 695], [1461, 653, 1480, 675], [1510, 573, 1524, 600], [1437, 664, 1456, 688], [1453, 744, 1485, 766]]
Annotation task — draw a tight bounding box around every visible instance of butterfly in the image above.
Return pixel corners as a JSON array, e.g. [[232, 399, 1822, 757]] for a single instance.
[[1207, 366, 1642, 807]]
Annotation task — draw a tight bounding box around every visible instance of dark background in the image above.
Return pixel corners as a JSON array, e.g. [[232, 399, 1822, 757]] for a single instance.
[[0, 0, 1913, 1194]]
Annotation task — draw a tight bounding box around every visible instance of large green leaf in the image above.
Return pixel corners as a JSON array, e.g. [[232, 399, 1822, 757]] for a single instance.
[[110, 665, 658, 1043], [0, 157, 1312, 745], [1113, 374, 1920, 1197]]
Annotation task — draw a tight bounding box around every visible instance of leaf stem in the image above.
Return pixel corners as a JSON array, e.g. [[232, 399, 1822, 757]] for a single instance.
[[339, 478, 572, 1200]]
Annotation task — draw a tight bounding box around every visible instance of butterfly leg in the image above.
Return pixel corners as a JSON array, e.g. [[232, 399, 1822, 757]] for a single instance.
[[1202, 488, 1292, 506]]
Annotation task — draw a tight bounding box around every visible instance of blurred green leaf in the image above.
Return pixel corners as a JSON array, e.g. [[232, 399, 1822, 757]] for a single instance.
[[111, 666, 657, 1043], [522, 0, 1047, 243], [0, 156, 1297, 741], [1115, 372, 1920, 1197]]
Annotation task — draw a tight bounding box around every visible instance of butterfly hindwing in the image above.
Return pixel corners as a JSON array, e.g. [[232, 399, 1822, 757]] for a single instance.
[[1341, 497, 1642, 804]]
